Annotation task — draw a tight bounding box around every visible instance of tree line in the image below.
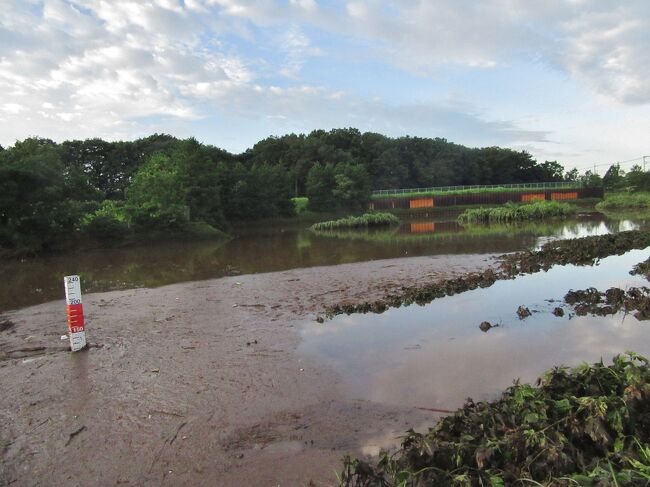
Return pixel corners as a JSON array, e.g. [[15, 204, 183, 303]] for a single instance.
[[0, 128, 640, 255]]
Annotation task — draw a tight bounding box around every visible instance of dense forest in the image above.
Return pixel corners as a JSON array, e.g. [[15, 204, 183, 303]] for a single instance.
[[0, 128, 646, 255]]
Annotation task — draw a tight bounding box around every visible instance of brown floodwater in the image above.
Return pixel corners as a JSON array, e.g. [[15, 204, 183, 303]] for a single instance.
[[299, 247, 650, 412], [0, 211, 646, 313]]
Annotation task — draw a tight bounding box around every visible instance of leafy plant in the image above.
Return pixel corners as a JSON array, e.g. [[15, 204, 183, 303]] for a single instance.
[[340, 353, 650, 486]]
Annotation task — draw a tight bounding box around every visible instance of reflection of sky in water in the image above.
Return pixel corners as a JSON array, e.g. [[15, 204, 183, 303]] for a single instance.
[[299, 248, 650, 411], [534, 220, 639, 249]]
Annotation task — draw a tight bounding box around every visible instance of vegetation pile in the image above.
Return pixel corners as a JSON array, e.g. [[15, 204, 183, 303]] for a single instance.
[[310, 213, 399, 231], [564, 287, 650, 320], [596, 192, 650, 211], [327, 269, 500, 316], [458, 201, 576, 224], [499, 231, 650, 275], [631, 257, 650, 280], [327, 230, 650, 317], [339, 353, 650, 486]]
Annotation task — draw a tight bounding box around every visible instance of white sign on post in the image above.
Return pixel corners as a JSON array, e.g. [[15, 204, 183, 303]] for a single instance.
[[64, 275, 87, 352]]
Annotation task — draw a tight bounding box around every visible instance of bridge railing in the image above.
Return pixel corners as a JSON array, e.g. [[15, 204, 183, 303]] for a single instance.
[[371, 181, 581, 197]]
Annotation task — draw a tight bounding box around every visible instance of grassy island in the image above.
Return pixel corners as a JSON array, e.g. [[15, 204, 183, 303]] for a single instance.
[[458, 201, 576, 224], [310, 212, 399, 231]]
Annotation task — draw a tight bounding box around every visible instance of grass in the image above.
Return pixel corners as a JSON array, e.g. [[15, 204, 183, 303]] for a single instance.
[[596, 192, 650, 211], [292, 197, 309, 215], [310, 212, 399, 231], [340, 353, 650, 486], [458, 201, 576, 224], [371, 185, 582, 201]]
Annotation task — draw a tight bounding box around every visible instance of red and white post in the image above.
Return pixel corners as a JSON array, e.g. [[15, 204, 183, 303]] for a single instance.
[[64, 275, 87, 352]]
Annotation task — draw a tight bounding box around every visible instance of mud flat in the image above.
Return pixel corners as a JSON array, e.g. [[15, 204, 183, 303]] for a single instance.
[[0, 254, 492, 487]]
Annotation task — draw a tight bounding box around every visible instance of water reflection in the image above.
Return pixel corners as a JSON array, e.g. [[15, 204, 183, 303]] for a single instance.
[[299, 248, 650, 411], [0, 212, 646, 312]]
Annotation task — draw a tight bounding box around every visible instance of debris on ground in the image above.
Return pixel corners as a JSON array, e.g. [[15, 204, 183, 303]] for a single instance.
[[479, 321, 493, 332], [0, 320, 15, 332], [327, 231, 650, 317], [516, 305, 531, 319], [565, 286, 650, 320], [630, 256, 650, 280]]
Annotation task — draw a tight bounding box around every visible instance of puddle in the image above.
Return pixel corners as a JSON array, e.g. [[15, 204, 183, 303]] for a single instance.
[[299, 248, 650, 412]]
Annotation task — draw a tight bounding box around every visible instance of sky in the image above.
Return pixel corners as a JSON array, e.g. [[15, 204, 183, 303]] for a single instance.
[[1, 0, 649, 172]]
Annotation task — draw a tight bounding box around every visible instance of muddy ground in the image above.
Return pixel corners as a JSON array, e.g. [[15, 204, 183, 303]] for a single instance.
[[0, 254, 494, 487]]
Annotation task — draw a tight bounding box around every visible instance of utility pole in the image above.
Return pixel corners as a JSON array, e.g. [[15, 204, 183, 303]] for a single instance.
[[644, 155, 648, 171]]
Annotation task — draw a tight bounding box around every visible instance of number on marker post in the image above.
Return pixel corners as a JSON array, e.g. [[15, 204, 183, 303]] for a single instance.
[[64, 275, 87, 352]]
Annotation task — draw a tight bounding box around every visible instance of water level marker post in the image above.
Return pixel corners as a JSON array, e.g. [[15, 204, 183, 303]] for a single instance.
[[64, 275, 87, 352]]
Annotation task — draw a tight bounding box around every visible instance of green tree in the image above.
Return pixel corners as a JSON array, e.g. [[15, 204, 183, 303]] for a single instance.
[[579, 170, 603, 188], [333, 163, 371, 209], [603, 164, 626, 190], [625, 164, 650, 191], [306, 162, 338, 211], [173, 139, 224, 227], [125, 153, 189, 231], [0, 138, 88, 251]]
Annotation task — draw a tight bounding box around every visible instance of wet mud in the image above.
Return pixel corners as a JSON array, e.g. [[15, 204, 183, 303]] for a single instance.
[[0, 254, 492, 487]]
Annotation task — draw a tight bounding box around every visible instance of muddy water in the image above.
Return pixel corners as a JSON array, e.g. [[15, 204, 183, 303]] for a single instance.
[[0, 212, 645, 312], [299, 248, 650, 412]]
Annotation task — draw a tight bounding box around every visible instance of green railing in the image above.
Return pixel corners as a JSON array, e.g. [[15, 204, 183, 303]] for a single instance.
[[372, 181, 581, 197]]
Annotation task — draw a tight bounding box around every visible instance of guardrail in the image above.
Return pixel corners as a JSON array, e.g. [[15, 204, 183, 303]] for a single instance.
[[372, 181, 581, 196]]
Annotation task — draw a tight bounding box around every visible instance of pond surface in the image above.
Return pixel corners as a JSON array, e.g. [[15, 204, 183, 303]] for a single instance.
[[299, 248, 650, 412], [0, 211, 646, 312]]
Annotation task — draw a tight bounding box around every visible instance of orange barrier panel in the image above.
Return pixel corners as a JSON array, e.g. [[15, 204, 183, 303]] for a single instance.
[[410, 222, 435, 234], [521, 193, 545, 202], [551, 192, 578, 200], [409, 198, 434, 209]]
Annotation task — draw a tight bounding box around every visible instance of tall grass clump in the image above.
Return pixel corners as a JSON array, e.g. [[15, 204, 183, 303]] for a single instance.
[[458, 200, 576, 224], [596, 192, 650, 211], [340, 353, 650, 486], [310, 212, 399, 231]]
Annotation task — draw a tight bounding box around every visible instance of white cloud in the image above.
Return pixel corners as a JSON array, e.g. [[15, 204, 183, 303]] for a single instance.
[[0, 0, 647, 163], [208, 0, 650, 105]]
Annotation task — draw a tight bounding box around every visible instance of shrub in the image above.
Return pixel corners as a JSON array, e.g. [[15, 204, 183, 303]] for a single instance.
[[596, 192, 650, 211], [81, 214, 130, 240]]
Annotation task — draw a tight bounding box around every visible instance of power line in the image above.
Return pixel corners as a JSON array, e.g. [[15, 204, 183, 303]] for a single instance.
[[569, 155, 648, 174]]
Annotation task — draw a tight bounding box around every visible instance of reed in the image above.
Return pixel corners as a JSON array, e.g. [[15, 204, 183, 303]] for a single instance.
[[458, 201, 576, 224], [310, 212, 399, 231]]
